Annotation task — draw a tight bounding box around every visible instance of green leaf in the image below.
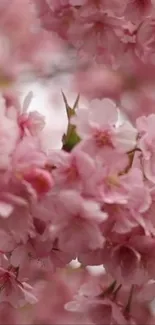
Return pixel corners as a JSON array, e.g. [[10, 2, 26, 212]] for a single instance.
[[63, 125, 81, 152], [61, 91, 81, 151]]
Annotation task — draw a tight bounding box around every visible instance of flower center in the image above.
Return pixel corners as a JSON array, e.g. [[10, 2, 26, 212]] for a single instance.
[[107, 175, 120, 187], [94, 130, 113, 148]]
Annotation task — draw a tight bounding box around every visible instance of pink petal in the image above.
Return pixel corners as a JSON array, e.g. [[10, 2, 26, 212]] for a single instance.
[[0, 201, 13, 218], [90, 98, 118, 125]]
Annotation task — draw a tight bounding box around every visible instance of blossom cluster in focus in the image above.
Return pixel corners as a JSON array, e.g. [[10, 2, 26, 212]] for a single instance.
[[0, 1, 155, 325]]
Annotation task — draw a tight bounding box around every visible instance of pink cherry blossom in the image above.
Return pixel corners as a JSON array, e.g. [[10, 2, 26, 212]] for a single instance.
[[18, 111, 45, 137], [46, 0, 69, 11], [0, 254, 37, 308], [136, 16, 155, 64], [1, 0, 155, 322], [11, 136, 47, 172], [105, 243, 142, 285], [10, 238, 73, 281], [121, 86, 155, 124], [50, 190, 107, 255], [82, 148, 130, 204], [68, 11, 123, 64], [65, 273, 128, 325], [0, 0, 57, 81], [0, 96, 20, 170], [72, 98, 137, 155], [122, 0, 153, 24], [36, 0, 78, 40], [18, 92, 46, 137], [136, 114, 155, 183], [48, 147, 96, 190]]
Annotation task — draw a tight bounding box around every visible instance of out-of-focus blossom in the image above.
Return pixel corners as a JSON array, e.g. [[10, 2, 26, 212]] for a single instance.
[[1, 0, 155, 323]]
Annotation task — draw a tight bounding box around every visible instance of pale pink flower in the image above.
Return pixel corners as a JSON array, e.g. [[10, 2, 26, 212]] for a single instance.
[[66, 274, 127, 325], [8, 135, 54, 197], [136, 114, 155, 159], [124, 167, 151, 214], [0, 96, 20, 170], [51, 190, 107, 255], [114, 21, 139, 69], [68, 11, 123, 64], [69, 0, 87, 5], [0, 184, 36, 244], [37, 1, 78, 40], [72, 98, 118, 137], [30, 268, 91, 325], [0, 255, 37, 308], [136, 16, 155, 64], [136, 114, 155, 183], [0, 203, 35, 244], [83, 148, 129, 204], [30, 186, 107, 257], [102, 233, 155, 285], [118, 166, 151, 218], [19, 111, 45, 137], [0, 229, 15, 253], [122, 0, 153, 24], [142, 200, 155, 236], [46, 0, 69, 10], [78, 248, 104, 266], [105, 243, 142, 285], [103, 204, 138, 235], [0, 0, 55, 78], [10, 238, 73, 280], [129, 235, 155, 282], [70, 0, 124, 15], [72, 98, 137, 155], [121, 86, 155, 124], [30, 191, 58, 223], [18, 92, 46, 137], [48, 147, 96, 189], [11, 136, 47, 174], [1, 0, 155, 317], [117, 282, 155, 324]]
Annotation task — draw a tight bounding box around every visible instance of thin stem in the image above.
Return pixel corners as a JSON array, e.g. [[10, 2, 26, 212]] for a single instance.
[[112, 284, 122, 301], [124, 285, 134, 315]]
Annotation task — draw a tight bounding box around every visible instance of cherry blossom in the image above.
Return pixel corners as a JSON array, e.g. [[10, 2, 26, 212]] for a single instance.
[[72, 98, 137, 155], [1, 0, 155, 324]]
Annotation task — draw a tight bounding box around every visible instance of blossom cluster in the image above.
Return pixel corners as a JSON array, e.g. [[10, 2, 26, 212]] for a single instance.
[[36, 0, 155, 120], [0, 0, 64, 86], [36, 0, 155, 66], [0, 0, 155, 324]]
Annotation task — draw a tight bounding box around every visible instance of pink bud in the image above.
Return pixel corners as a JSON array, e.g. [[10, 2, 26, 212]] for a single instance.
[[23, 167, 54, 195]]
